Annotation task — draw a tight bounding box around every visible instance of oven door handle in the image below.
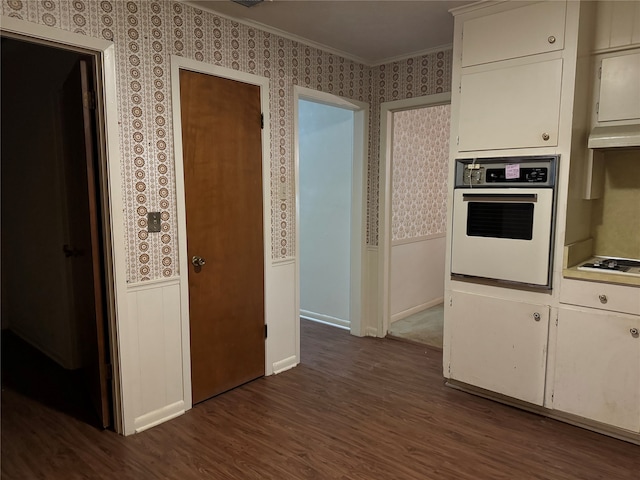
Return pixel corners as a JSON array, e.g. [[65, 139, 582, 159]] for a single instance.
[[462, 193, 538, 203]]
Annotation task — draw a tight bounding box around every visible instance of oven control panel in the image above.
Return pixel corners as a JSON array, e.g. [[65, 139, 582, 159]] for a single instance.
[[486, 167, 548, 183], [455, 155, 557, 188]]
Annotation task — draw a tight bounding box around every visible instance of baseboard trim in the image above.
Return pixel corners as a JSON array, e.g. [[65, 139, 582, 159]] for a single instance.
[[446, 379, 640, 446], [272, 355, 298, 374], [134, 401, 185, 434], [391, 297, 444, 323], [300, 310, 350, 329], [365, 326, 380, 337]]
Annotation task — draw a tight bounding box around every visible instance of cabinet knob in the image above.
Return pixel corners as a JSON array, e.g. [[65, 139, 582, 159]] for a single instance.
[[598, 294, 608, 304], [631, 328, 639, 338], [542, 132, 550, 141], [533, 312, 541, 321], [548, 35, 556, 44]]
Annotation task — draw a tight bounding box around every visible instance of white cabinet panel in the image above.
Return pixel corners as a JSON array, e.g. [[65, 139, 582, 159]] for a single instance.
[[554, 307, 640, 432], [598, 53, 640, 122], [461, 1, 566, 67], [560, 278, 640, 316], [448, 291, 549, 405], [458, 58, 563, 151], [595, 1, 640, 51]]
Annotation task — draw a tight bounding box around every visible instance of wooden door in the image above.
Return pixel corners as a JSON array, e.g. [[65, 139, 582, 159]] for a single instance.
[[179, 70, 265, 404], [60, 59, 111, 428]]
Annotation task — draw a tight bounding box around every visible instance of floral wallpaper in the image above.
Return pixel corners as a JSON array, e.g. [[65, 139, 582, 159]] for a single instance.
[[1, 0, 452, 283], [369, 51, 452, 245], [391, 104, 451, 242]]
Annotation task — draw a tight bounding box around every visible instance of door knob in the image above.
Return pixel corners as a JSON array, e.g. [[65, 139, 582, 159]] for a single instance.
[[191, 256, 206, 267]]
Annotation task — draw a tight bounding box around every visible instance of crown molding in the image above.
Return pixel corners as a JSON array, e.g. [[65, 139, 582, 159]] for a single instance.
[[182, 1, 369, 65], [181, 1, 453, 68], [370, 43, 454, 67]]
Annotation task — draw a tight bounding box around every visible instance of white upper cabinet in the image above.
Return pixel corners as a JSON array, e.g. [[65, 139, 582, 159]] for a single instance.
[[598, 52, 640, 123], [594, 1, 640, 51], [458, 57, 563, 151], [461, 1, 567, 67]]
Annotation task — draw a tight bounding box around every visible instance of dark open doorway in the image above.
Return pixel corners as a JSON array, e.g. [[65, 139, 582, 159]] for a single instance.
[[1, 37, 112, 429]]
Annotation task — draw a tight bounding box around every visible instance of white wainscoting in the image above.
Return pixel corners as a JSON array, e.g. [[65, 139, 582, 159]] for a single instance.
[[366, 246, 380, 337], [390, 234, 446, 323], [266, 259, 299, 375], [125, 278, 185, 433], [123, 258, 298, 433]]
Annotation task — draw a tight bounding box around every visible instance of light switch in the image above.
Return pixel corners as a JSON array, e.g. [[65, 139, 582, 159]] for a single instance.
[[148, 212, 161, 233]]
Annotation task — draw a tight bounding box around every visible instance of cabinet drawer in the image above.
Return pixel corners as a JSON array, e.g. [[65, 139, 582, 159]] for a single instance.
[[461, 1, 566, 67], [560, 279, 640, 315]]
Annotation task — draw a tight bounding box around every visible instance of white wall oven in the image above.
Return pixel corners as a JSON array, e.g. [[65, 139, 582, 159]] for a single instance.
[[451, 156, 558, 288]]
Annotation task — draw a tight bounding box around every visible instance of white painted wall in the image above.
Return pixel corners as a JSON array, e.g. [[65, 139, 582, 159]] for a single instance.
[[299, 99, 354, 327], [390, 236, 446, 321]]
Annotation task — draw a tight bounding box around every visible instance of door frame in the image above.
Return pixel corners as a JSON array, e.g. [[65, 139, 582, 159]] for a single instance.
[[378, 92, 451, 337], [170, 56, 272, 410], [293, 86, 369, 339], [0, 17, 127, 433]]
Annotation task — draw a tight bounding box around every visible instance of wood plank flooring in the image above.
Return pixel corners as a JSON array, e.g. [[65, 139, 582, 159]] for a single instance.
[[2, 319, 638, 479]]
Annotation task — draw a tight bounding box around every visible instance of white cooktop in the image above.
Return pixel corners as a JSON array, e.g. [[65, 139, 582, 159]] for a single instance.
[[577, 256, 640, 277]]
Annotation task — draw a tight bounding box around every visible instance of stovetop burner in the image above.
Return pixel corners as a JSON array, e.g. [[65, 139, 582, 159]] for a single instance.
[[577, 256, 640, 277]]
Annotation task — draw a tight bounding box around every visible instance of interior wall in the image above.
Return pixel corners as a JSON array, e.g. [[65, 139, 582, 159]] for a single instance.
[[0, 1, 453, 283], [1, 39, 82, 369], [299, 99, 354, 327], [389, 104, 450, 321], [590, 149, 640, 259], [0, 1, 454, 433]]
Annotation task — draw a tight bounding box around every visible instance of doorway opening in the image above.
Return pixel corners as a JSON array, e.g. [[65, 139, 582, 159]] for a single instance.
[[1, 37, 113, 429], [295, 87, 367, 339], [379, 95, 451, 349]]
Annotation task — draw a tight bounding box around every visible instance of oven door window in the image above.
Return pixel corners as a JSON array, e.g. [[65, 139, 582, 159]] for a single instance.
[[466, 202, 534, 240]]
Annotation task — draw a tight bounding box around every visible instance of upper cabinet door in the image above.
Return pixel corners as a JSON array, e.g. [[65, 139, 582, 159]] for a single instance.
[[458, 57, 563, 152], [598, 52, 640, 123], [462, 1, 567, 67]]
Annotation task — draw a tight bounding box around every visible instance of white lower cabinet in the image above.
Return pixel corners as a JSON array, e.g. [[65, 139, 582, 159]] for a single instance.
[[553, 306, 640, 433], [448, 291, 549, 406]]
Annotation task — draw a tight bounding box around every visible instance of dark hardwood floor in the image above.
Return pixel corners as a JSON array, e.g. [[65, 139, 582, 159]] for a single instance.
[[2, 320, 638, 479]]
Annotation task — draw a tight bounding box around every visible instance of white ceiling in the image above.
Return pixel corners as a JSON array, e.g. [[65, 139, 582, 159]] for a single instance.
[[186, 0, 473, 65]]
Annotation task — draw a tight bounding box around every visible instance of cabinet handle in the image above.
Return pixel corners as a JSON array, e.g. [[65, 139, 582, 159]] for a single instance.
[[598, 294, 608, 304], [631, 328, 639, 338], [548, 35, 556, 44], [542, 133, 550, 141], [533, 312, 541, 322]]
